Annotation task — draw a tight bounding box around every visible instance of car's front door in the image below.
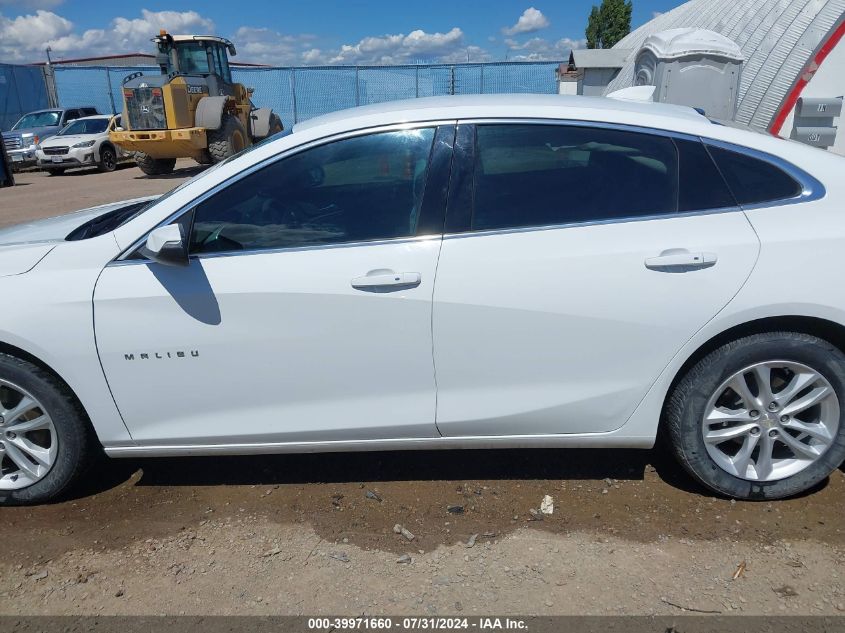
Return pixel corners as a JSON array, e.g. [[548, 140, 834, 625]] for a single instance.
[[433, 123, 761, 437], [94, 125, 454, 445]]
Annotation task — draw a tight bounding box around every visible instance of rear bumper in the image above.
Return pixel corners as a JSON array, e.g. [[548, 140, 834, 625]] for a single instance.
[[110, 128, 207, 159]]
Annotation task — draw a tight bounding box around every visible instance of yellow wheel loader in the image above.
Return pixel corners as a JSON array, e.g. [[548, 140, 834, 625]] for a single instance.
[[110, 31, 283, 176]]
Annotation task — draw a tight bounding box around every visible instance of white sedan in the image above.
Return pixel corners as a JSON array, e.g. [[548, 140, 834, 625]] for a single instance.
[[1, 94, 844, 504], [35, 114, 127, 175]]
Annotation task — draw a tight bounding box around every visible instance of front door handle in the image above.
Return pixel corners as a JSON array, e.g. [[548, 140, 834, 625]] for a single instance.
[[645, 249, 717, 271], [351, 270, 421, 291]]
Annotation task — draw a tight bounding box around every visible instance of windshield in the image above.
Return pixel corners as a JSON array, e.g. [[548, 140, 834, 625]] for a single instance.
[[175, 42, 210, 74], [58, 119, 109, 136], [13, 111, 61, 130]]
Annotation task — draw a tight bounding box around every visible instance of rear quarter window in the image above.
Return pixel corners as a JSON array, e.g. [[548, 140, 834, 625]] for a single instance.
[[707, 145, 802, 206]]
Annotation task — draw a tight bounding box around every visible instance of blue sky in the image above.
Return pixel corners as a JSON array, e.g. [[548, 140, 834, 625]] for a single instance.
[[0, 0, 680, 65]]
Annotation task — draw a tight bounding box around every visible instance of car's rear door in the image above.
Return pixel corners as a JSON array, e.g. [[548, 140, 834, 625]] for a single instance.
[[432, 122, 760, 437], [94, 124, 454, 446]]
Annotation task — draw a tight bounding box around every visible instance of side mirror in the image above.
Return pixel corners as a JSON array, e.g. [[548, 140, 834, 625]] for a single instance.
[[142, 224, 189, 266]]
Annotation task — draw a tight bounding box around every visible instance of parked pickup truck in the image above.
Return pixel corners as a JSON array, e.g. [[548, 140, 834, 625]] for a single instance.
[[1, 106, 99, 169]]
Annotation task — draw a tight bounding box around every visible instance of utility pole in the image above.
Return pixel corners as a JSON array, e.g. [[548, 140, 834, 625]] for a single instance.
[[43, 46, 59, 108]]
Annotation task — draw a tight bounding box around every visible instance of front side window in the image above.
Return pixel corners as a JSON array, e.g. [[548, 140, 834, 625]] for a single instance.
[[471, 125, 678, 231], [189, 128, 436, 254], [213, 45, 232, 83]]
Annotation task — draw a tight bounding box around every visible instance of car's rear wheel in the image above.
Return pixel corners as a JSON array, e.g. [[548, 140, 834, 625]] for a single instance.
[[665, 332, 845, 499], [0, 354, 95, 505]]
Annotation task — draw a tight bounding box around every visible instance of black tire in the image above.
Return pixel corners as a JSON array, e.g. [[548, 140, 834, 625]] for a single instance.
[[98, 145, 117, 172], [207, 114, 248, 163], [0, 354, 97, 505], [45, 168, 65, 176], [135, 153, 176, 176], [665, 332, 845, 500]]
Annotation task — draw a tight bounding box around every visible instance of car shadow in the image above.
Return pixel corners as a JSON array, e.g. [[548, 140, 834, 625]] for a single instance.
[[69, 446, 706, 498], [135, 164, 207, 180], [68, 442, 839, 503]]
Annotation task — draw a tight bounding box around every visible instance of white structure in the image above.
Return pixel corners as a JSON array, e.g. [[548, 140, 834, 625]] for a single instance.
[[634, 28, 744, 120], [605, 0, 845, 154]]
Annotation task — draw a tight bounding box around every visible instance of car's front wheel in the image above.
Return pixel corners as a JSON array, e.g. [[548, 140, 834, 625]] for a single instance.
[[666, 332, 845, 499], [98, 146, 117, 172], [0, 354, 95, 505]]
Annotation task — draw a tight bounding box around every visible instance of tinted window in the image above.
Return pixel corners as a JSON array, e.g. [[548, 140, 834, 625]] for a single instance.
[[707, 145, 802, 205], [676, 138, 736, 211], [190, 128, 436, 254], [471, 125, 678, 231]]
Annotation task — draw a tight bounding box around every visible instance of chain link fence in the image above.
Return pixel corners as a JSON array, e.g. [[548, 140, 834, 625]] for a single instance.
[[52, 62, 562, 129], [0, 63, 50, 130]]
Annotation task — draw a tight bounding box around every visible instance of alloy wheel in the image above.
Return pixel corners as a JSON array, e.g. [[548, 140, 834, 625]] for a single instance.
[[0, 380, 58, 490], [702, 361, 839, 481]]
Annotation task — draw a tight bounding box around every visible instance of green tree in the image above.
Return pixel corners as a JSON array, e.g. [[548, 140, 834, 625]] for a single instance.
[[585, 0, 633, 49]]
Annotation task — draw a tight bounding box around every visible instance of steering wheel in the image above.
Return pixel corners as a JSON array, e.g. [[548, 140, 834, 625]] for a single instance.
[[196, 223, 244, 252]]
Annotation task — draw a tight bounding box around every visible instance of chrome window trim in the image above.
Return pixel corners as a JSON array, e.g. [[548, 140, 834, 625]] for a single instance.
[[114, 116, 826, 262], [108, 234, 442, 267], [441, 204, 743, 242], [113, 119, 457, 264], [461, 116, 702, 143], [702, 138, 826, 209], [437, 118, 826, 239]]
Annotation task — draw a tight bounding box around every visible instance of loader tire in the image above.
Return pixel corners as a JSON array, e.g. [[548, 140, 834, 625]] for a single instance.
[[207, 115, 248, 163], [136, 153, 176, 176]]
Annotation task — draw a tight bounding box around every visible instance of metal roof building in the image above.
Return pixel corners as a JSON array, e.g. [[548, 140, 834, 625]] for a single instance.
[[604, 0, 845, 133]]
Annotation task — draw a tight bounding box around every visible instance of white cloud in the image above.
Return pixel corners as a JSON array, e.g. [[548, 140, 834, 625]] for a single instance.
[[111, 10, 213, 50], [0, 8, 214, 62], [503, 7, 550, 36], [325, 27, 467, 65], [506, 36, 584, 61], [233, 26, 315, 64]]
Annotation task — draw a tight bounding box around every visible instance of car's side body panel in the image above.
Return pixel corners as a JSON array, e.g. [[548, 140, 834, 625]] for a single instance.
[[0, 235, 132, 444], [94, 237, 444, 445], [1, 95, 844, 456], [432, 211, 760, 436]]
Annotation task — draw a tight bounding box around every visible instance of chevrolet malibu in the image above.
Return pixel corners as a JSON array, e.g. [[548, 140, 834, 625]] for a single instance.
[[1, 94, 844, 505]]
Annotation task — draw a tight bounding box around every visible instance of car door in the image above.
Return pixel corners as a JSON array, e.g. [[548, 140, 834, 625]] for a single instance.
[[94, 125, 454, 445], [432, 122, 761, 437]]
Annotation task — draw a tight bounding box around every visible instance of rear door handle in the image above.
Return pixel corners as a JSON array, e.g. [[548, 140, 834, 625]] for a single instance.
[[645, 249, 717, 271], [351, 270, 421, 291]]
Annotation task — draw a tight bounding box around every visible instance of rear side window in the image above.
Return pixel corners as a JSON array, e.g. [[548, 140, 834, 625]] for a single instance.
[[707, 145, 802, 205], [676, 139, 736, 211], [471, 125, 678, 231]]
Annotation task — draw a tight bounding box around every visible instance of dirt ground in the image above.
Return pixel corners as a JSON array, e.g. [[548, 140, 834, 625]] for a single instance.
[[0, 160, 201, 228], [1, 166, 844, 617]]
